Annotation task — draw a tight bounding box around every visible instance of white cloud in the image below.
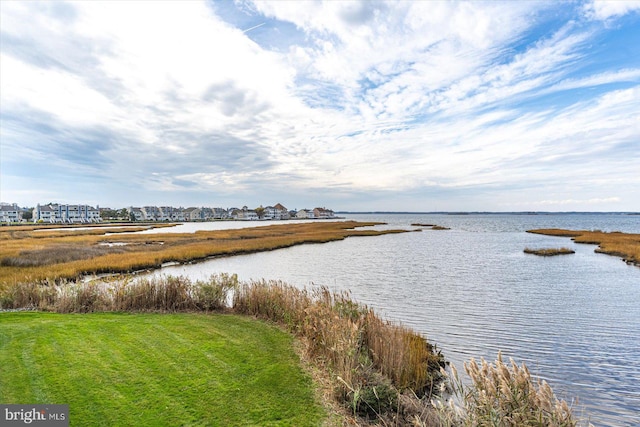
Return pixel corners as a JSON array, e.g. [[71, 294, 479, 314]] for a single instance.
[[584, 0, 640, 20], [1, 1, 639, 210]]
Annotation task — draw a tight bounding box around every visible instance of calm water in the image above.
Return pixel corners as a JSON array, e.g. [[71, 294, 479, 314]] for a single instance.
[[143, 213, 640, 426]]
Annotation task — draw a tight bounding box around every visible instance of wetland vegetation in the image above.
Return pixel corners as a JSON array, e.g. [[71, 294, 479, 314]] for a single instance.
[[524, 247, 575, 256], [527, 228, 640, 266], [0, 221, 404, 287]]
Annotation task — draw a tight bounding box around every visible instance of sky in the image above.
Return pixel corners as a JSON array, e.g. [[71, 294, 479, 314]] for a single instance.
[[1, 1, 639, 212]]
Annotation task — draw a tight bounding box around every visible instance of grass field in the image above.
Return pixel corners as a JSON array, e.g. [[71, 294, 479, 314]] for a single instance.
[[0, 312, 325, 426]]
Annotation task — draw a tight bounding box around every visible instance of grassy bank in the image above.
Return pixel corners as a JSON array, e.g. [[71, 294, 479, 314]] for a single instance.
[[1, 276, 581, 426], [0, 221, 404, 287], [527, 228, 640, 266], [0, 311, 324, 426]]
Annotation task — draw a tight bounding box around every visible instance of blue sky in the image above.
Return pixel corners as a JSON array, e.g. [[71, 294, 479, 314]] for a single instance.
[[1, 1, 639, 211]]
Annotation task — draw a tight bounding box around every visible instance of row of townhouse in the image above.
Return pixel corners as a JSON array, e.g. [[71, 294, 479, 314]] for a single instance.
[[32, 204, 101, 223], [127, 206, 231, 222], [2, 202, 335, 224], [127, 203, 299, 222]]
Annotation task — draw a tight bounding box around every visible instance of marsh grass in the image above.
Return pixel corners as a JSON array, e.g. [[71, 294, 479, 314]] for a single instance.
[[527, 229, 640, 266], [523, 247, 575, 256], [432, 353, 580, 427], [232, 280, 446, 422], [0, 221, 403, 286], [0, 274, 238, 313]]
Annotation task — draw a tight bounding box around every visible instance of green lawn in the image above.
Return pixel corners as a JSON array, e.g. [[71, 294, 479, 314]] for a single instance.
[[0, 312, 325, 426]]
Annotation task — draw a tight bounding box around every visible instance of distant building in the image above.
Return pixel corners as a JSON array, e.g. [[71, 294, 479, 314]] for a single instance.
[[296, 209, 315, 219], [32, 204, 100, 223], [313, 207, 335, 219], [126, 207, 145, 221], [0, 204, 23, 223]]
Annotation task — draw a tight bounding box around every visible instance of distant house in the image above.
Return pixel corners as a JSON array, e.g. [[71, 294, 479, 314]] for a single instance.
[[33, 204, 55, 223], [159, 206, 176, 221], [127, 207, 144, 221], [313, 207, 335, 219], [211, 208, 228, 219], [259, 203, 291, 220], [273, 203, 290, 220], [183, 207, 202, 221], [295, 209, 315, 219], [0, 204, 23, 223], [141, 206, 161, 221], [32, 204, 100, 223], [235, 207, 259, 220]]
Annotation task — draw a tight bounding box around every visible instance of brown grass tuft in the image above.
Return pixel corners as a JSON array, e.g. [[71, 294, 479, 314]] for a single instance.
[[524, 247, 575, 256], [432, 352, 579, 427]]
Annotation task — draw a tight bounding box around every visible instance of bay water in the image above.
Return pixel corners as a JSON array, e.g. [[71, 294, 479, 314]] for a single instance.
[[142, 213, 640, 426]]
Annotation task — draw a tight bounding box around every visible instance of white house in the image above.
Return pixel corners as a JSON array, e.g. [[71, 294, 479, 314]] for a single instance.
[[127, 207, 145, 221], [313, 207, 335, 219], [264, 203, 290, 220], [0, 204, 23, 223], [296, 209, 315, 219], [32, 204, 100, 223], [234, 206, 259, 220]]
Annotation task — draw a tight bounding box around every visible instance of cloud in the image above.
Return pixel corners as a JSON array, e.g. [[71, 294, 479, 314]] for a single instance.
[[584, 0, 640, 20], [1, 1, 639, 211], [538, 197, 621, 206]]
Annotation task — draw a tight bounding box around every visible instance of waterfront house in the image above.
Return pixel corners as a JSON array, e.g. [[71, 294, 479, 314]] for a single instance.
[[313, 207, 335, 219], [296, 209, 315, 219], [127, 207, 145, 221], [141, 206, 161, 221], [271, 203, 291, 220], [0, 204, 23, 223], [32, 204, 100, 223], [183, 207, 202, 221]]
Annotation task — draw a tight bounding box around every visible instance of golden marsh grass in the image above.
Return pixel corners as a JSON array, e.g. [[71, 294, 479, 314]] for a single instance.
[[0, 221, 404, 287], [527, 228, 640, 266], [524, 247, 575, 256]]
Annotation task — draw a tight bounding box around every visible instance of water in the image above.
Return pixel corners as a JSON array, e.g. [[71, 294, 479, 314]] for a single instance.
[[143, 213, 640, 426]]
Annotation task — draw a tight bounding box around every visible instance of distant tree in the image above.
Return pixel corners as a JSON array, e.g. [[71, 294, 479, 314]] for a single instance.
[[129, 211, 136, 222], [22, 209, 33, 221], [255, 206, 265, 219], [118, 208, 128, 220], [100, 209, 117, 220]]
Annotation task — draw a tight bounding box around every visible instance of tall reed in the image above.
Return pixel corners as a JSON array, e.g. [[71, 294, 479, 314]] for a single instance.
[[0, 274, 237, 313], [432, 352, 579, 427], [232, 280, 445, 420]]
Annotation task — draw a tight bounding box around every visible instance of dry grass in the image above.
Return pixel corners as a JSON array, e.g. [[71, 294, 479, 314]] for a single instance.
[[0, 274, 237, 313], [232, 279, 446, 423], [523, 247, 575, 256], [431, 352, 579, 427], [0, 221, 405, 287], [527, 229, 640, 266]]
